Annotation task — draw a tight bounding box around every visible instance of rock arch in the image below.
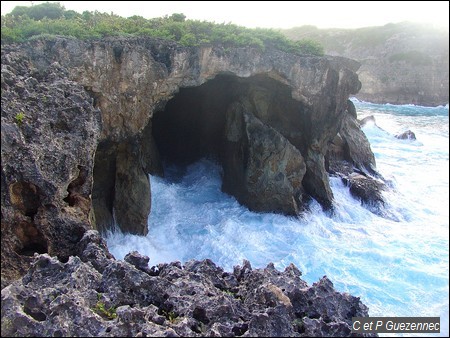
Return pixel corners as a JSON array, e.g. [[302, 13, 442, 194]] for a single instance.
[[1, 37, 362, 282]]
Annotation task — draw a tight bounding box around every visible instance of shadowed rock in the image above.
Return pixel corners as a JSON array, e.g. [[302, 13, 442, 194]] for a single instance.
[[222, 98, 307, 215]]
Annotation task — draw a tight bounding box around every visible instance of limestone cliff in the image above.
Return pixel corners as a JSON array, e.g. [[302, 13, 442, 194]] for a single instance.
[[1, 36, 382, 337], [1, 44, 100, 287], [1, 37, 372, 288], [284, 22, 449, 106]]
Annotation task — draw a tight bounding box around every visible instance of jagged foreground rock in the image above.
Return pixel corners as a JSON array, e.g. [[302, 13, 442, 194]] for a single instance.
[[1, 231, 374, 337]]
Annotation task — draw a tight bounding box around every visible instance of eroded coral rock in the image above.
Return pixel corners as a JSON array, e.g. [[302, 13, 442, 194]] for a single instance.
[[1, 232, 375, 337]]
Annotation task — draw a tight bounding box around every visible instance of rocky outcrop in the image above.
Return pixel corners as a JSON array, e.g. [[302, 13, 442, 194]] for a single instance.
[[359, 115, 376, 127], [326, 101, 386, 207], [1, 231, 374, 337], [284, 22, 449, 106], [222, 98, 307, 215], [336, 101, 376, 175], [9, 36, 360, 229], [342, 173, 385, 207], [0, 36, 381, 337], [395, 130, 416, 140], [2, 36, 366, 287], [1, 45, 100, 288]]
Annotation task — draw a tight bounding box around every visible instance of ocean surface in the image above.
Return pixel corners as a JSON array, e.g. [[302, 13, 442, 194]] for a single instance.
[[106, 99, 449, 337]]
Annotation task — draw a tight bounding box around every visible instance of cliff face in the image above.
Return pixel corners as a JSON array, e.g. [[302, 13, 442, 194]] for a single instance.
[[1, 37, 370, 287], [1, 36, 380, 336], [1, 45, 101, 286], [284, 23, 449, 106]]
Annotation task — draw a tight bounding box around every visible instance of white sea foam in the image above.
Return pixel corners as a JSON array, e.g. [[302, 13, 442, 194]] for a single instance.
[[106, 101, 449, 337]]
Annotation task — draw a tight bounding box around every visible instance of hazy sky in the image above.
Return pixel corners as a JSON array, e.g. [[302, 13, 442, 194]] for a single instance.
[[1, 1, 449, 30]]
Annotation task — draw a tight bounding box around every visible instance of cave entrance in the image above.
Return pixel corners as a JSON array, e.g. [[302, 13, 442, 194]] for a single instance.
[[92, 73, 310, 236], [153, 74, 237, 167], [150, 73, 311, 216], [152, 73, 307, 170]]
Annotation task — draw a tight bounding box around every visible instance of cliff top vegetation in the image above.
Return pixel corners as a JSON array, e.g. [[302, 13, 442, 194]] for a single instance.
[[1, 1, 324, 56]]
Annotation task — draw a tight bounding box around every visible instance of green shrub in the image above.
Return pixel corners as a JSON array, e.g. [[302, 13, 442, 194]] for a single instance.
[[1, 4, 323, 56], [11, 2, 65, 20], [92, 295, 117, 320], [15, 112, 25, 126]]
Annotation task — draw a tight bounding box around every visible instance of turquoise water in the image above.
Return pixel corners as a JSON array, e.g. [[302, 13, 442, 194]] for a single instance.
[[107, 100, 449, 336]]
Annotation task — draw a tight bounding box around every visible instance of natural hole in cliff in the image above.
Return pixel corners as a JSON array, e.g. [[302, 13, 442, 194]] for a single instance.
[[9, 181, 41, 219], [23, 297, 47, 321], [153, 74, 236, 166], [152, 73, 306, 168], [64, 165, 90, 211], [18, 242, 48, 256], [92, 73, 309, 235], [14, 221, 48, 256], [150, 73, 310, 216]]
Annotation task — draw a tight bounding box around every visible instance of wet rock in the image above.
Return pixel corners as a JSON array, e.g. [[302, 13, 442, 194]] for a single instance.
[[343, 173, 386, 206], [339, 102, 377, 175], [326, 101, 387, 210], [395, 130, 416, 140]]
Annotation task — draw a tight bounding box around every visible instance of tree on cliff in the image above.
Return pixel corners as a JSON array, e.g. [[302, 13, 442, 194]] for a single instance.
[[10, 2, 66, 20]]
